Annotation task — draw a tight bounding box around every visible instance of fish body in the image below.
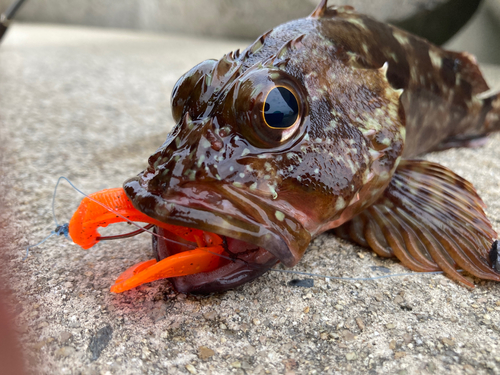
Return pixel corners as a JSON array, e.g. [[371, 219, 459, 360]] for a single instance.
[[71, 1, 500, 293]]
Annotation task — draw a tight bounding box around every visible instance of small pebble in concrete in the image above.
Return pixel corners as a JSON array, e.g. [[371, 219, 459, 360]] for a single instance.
[[356, 318, 365, 331], [88, 325, 113, 361], [403, 333, 413, 344], [342, 330, 355, 341], [198, 346, 215, 360], [245, 345, 256, 356], [394, 352, 406, 359], [394, 295, 404, 304], [442, 338, 455, 347], [55, 346, 76, 358], [345, 352, 357, 361], [203, 310, 217, 320], [231, 361, 241, 368], [59, 331, 72, 344], [287, 279, 314, 288]]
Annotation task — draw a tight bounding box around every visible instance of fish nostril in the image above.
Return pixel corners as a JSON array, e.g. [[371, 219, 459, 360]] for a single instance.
[[205, 129, 223, 151]]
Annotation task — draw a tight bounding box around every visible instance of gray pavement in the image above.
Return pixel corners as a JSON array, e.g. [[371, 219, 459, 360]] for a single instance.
[[1, 24, 500, 375]]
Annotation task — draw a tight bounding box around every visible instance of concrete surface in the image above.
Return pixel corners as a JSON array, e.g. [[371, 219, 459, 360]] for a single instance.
[[1, 23, 500, 375], [0, 0, 450, 39]]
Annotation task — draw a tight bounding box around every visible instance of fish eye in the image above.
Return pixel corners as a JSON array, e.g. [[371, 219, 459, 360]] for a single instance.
[[263, 87, 300, 129]]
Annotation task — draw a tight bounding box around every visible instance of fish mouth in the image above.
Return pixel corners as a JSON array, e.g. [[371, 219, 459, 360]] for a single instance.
[[68, 178, 310, 293], [122, 177, 311, 293], [123, 178, 307, 264], [151, 226, 278, 293]]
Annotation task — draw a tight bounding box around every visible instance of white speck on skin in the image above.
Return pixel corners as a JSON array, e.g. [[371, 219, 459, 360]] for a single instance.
[[380, 137, 391, 146], [241, 148, 250, 156], [275, 211, 285, 221], [197, 155, 205, 168], [200, 138, 211, 149], [269, 185, 278, 199], [429, 49, 442, 68], [393, 30, 409, 45], [379, 171, 390, 181], [335, 196, 346, 211], [348, 17, 367, 30]]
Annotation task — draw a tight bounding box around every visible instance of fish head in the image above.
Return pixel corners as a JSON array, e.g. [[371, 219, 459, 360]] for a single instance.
[[123, 24, 405, 292]]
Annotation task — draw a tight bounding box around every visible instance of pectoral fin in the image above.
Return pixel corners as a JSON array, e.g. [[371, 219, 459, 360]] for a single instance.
[[335, 159, 499, 287]]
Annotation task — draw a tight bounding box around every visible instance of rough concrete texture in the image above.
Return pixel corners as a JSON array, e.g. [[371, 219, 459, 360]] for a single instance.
[[1, 23, 500, 375], [0, 0, 450, 39]]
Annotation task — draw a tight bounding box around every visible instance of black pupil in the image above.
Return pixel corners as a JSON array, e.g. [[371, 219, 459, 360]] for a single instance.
[[264, 87, 299, 128]]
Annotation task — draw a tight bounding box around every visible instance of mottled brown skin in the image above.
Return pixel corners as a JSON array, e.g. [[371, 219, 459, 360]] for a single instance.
[[124, 1, 500, 292]]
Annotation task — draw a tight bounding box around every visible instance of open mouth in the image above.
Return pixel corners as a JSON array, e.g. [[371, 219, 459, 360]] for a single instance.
[[152, 227, 278, 293], [68, 187, 279, 294]]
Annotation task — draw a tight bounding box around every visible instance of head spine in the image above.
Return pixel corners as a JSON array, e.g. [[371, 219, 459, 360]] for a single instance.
[[309, 0, 328, 18]]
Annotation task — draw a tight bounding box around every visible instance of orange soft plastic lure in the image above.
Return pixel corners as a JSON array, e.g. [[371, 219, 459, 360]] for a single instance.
[[68, 188, 225, 293]]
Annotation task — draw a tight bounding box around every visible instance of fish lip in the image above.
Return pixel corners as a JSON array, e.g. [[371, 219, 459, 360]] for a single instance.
[[123, 177, 309, 267]]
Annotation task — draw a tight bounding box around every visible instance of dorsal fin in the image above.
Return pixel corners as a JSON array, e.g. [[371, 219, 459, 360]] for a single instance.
[[309, 0, 328, 18]]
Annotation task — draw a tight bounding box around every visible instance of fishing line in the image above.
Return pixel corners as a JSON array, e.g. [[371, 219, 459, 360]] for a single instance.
[[24, 177, 196, 258], [269, 268, 457, 281]]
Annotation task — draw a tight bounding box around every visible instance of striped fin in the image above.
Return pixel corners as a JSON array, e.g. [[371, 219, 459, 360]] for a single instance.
[[334, 159, 499, 287]]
